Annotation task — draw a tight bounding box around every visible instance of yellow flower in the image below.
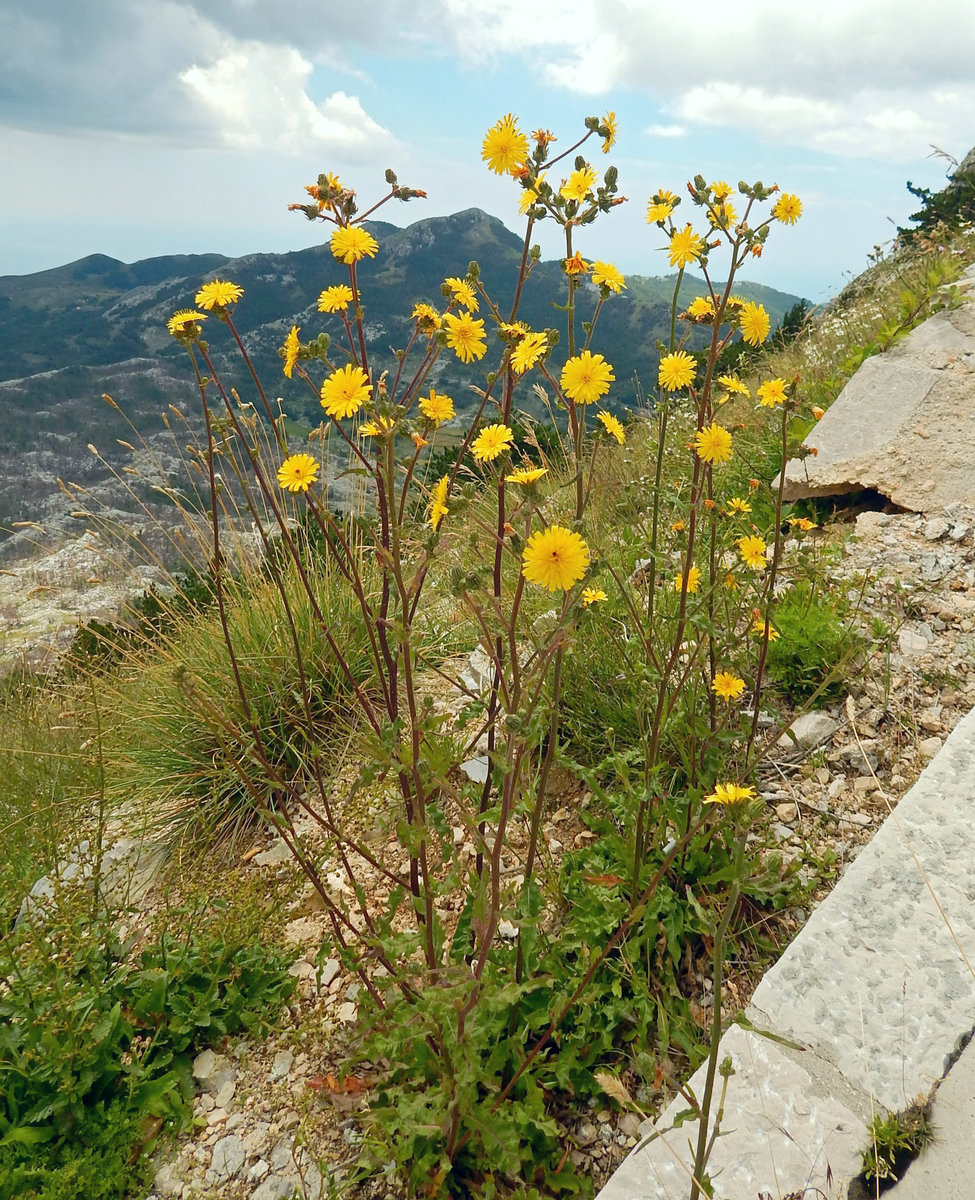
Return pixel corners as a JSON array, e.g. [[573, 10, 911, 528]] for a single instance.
[[671, 519, 685, 533], [686, 296, 715, 320], [710, 180, 733, 200], [751, 613, 780, 642], [506, 465, 548, 485], [521, 525, 590, 591], [560, 165, 598, 204], [668, 225, 705, 269], [726, 497, 752, 515], [418, 389, 455, 426], [471, 423, 514, 463], [518, 177, 544, 215], [718, 375, 750, 398], [282, 325, 301, 379], [704, 782, 756, 806], [320, 364, 372, 419], [811, 405, 825, 420], [739, 302, 770, 347], [427, 475, 450, 531], [600, 111, 617, 153], [693, 423, 733, 464], [591, 261, 626, 293], [330, 225, 379, 264], [658, 351, 697, 392], [596, 410, 626, 444], [411, 302, 441, 333], [788, 516, 817, 532], [674, 566, 701, 594], [359, 415, 396, 437], [444, 277, 478, 311], [277, 453, 319, 493], [167, 309, 207, 337], [757, 378, 787, 407], [510, 332, 548, 375], [582, 586, 608, 606], [738, 535, 768, 569], [772, 193, 803, 225], [195, 280, 243, 310], [712, 671, 746, 701], [564, 253, 590, 276], [646, 190, 678, 224], [318, 285, 354, 313], [443, 311, 487, 363], [709, 200, 738, 229], [561, 351, 615, 405], [482, 113, 529, 176]]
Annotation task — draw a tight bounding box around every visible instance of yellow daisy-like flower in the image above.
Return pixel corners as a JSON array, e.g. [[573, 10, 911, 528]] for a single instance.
[[726, 497, 752, 515], [739, 302, 770, 347], [418, 389, 455, 426], [772, 193, 803, 225], [277, 453, 319, 493], [560, 165, 598, 204], [738, 535, 768, 569], [482, 114, 529, 176], [596, 410, 626, 444], [359, 415, 396, 437], [710, 180, 733, 200], [427, 475, 450, 531], [518, 177, 544, 216], [330, 225, 379, 265], [658, 351, 697, 392], [686, 296, 715, 320], [506, 465, 548, 485], [693, 423, 733, 465], [282, 325, 301, 379], [510, 332, 548, 375], [704, 782, 756, 806], [674, 566, 701, 594], [668, 225, 705, 269], [671, 519, 685, 533], [195, 280, 243, 310], [320, 364, 372, 419], [757, 378, 787, 408], [561, 351, 615, 405], [600, 111, 617, 153], [471, 423, 514, 463], [582, 586, 608, 606], [411, 302, 441, 333], [712, 671, 746, 701], [318, 285, 354, 313], [591, 261, 626, 293], [167, 309, 208, 337], [646, 190, 678, 224], [564, 253, 590, 276], [751, 613, 781, 642], [521, 525, 590, 591], [788, 516, 817, 532], [443, 311, 487, 363], [444, 277, 478, 311], [811, 406, 825, 420], [709, 200, 738, 229], [717, 375, 750, 398]]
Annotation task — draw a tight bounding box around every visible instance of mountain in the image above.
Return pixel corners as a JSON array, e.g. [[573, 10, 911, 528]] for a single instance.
[[0, 209, 805, 548]]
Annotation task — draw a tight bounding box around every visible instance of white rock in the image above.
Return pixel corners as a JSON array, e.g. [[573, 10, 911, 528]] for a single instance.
[[777, 711, 839, 749], [269, 1050, 294, 1082], [210, 1134, 245, 1179]]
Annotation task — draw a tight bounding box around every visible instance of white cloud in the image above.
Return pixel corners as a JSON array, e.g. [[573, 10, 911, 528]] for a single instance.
[[646, 124, 685, 139]]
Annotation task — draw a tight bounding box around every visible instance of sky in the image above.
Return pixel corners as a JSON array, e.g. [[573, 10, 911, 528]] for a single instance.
[[2, 0, 974, 304]]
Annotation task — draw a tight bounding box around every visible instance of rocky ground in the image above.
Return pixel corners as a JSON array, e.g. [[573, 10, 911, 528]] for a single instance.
[[7, 501, 975, 1200]]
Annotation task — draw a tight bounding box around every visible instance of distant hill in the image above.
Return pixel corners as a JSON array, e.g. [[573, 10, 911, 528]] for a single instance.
[[0, 209, 805, 547]]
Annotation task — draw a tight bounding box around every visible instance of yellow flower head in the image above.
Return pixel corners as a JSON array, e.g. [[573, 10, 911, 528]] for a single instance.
[[330, 225, 379, 264], [277, 453, 319, 493], [560, 165, 598, 204], [757, 378, 787, 407], [788, 516, 817, 532], [167, 309, 208, 338], [443, 311, 487, 363], [596, 410, 626, 444], [359, 415, 396, 438], [282, 325, 301, 379], [646, 190, 678, 224], [482, 113, 529, 176], [564, 253, 590, 276], [418, 389, 455, 426], [674, 566, 701, 594], [427, 475, 450, 531], [726, 497, 752, 515], [444, 277, 478, 311], [518, 175, 545, 215], [710, 180, 733, 201], [709, 200, 738, 230], [686, 296, 715, 321], [600, 111, 617, 153], [505, 465, 548, 485], [411, 302, 441, 334], [561, 351, 615, 405], [521, 525, 590, 591], [658, 350, 697, 392], [510, 331, 548, 375], [471, 423, 514, 464], [318, 285, 354, 313], [693, 423, 733, 464], [195, 280, 244, 310], [717, 375, 750, 399], [668, 225, 705, 269], [772, 193, 803, 225], [320, 364, 372, 419], [739, 302, 770, 347], [582, 586, 608, 606], [591, 261, 626, 293], [811, 405, 825, 420], [712, 671, 746, 702], [751, 613, 780, 642], [704, 782, 756, 806], [738, 535, 768, 569]]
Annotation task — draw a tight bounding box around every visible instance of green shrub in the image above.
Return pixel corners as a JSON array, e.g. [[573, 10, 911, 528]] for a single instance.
[[764, 581, 863, 705]]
